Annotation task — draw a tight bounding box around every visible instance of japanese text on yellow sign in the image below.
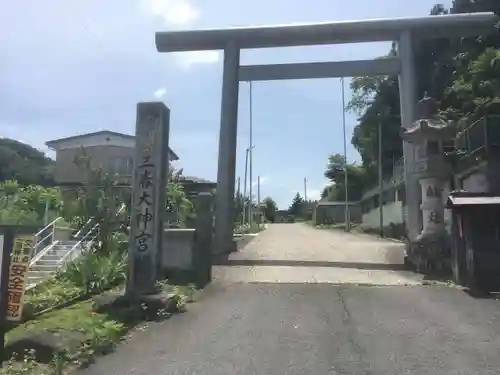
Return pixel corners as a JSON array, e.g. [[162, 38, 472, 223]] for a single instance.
[[6, 235, 33, 322]]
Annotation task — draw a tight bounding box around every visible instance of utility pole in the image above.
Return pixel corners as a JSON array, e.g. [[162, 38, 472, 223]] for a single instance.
[[248, 81, 254, 227], [257, 175, 261, 207], [257, 175, 261, 224], [304, 178, 308, 201], [236, 177, 241, 223], [243, 145, 255, 225], [378, 120, 384, 237], [341, 77, 350, 232], [243, 149, 249, 225]]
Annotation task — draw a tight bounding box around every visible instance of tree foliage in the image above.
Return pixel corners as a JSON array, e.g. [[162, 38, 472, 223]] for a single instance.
[[323, 153, 368, 201], [234, 192, 251, 223], [0, 179, 63, 225], [166, 166, 194, 227], [261, 197, 278, 222], [324, 0, 500, 199], [288, 193, 304, 216], [67, 152, 130, 253], [0, 138, 55, 186]]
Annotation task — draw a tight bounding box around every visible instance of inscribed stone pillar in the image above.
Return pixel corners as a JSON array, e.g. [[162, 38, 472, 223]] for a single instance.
[[419, 177, 445, 236], [127, 102, 170, 295]]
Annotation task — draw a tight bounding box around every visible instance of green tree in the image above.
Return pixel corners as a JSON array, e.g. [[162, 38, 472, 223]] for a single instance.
[[344, 0, 500, 195], [443, 47, 500, 123], [324, 153, 367, 201], [0, 180, 63, 226], [288, 193, 304, 216], [0, 138, 55, 186], [166, 167, 194, 227], [261, 197, 278, 222], [69, 152, 130, 254]]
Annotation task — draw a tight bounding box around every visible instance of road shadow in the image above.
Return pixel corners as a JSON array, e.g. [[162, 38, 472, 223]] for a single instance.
[[211, 235, 258, 264], [462, 287, 500, 300], [211, 258, 406, 271]]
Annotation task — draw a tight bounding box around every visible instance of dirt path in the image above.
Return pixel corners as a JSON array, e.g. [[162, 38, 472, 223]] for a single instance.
[[213, 223, 421, 285]]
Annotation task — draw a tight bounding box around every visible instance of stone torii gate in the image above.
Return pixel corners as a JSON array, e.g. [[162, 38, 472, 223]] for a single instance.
[[155, 13, 497, 255]]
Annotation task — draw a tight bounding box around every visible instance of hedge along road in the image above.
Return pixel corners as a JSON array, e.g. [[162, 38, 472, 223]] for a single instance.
[[78, 224, 500, 375]]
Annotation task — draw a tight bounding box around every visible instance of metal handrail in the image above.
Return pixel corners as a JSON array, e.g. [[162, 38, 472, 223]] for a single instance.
[[73, 203, 126, 239], [63, 203, 126, 263], [58, 223, 99, 266], [455, 115, 500, 157], [32, 217, 63, 259], [31, 202, 128, 270], [73, 218, 93, 239], [30, 240, 59, 267], [34, 217, 62, 238]]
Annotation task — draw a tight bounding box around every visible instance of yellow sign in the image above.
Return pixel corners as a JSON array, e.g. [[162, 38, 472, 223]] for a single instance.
[[6, 235, 33, 322]]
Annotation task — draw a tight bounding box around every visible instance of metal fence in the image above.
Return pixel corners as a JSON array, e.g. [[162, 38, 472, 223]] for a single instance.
[[455, 115, 500, 157]]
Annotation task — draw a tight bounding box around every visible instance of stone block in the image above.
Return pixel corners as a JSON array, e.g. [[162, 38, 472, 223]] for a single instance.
[[161, 228, 196, 272], [6, 330, 86, 363], [92, 291, 183, 322]]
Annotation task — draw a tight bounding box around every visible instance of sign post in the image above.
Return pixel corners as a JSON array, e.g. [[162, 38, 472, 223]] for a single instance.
[[0, 226, 37, 362], [6, 235, 33, 322], [0, 229, 11, 363], [127, 102, 170, 295]]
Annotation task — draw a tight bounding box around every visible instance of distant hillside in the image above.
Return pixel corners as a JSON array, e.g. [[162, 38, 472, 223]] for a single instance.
[[0, 138, 55, 186]]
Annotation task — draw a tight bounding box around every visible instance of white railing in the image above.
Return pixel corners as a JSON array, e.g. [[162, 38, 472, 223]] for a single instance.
[[29, 240, 59, 267], [31, 203, 128, 270], [73, 203, 126, 240], [58, 223, 99, 266], [32, 217, 63, 259], [73, 218, 93, 239], [64, 203, 126, 264]]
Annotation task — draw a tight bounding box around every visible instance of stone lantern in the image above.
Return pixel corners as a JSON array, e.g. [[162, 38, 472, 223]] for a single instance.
[[401, 94, 456, 271]]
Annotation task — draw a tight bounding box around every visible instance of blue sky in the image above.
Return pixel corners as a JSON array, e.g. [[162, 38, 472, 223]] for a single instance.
[[1, 0, 451, 209]]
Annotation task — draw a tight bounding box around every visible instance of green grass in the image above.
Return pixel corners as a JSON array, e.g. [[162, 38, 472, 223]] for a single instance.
[[3, 300, 119, 374], [2, 282, 196, 374], [7, 300, 101, 344]]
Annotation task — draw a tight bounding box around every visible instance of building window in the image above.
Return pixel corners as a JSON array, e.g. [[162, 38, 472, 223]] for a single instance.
[[108, 157, 133, 175]]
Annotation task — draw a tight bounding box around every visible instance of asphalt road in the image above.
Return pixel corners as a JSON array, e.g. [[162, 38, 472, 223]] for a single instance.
[[79, 283, 500, 375]]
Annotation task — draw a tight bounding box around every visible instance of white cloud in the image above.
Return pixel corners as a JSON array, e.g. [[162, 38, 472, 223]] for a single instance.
[[142, 0, 220, 68], [174, 51, 220, 69], [289, 187, 322, 201], [143, 0, 199, 27], [153, 87, 167, 99], [307, 189, 322, 201]]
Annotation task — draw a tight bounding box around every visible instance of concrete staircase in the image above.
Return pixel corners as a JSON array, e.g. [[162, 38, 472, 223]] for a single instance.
[[27, 240, 80, 287]]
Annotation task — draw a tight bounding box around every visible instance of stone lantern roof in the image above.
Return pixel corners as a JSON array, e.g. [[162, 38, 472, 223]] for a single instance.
[[401, 94, 456, 143]]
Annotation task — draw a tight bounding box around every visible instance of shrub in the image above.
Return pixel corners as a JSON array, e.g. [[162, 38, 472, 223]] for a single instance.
[[23, 280, 83, 319], [56, 250, 127, 295]]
